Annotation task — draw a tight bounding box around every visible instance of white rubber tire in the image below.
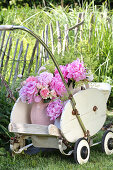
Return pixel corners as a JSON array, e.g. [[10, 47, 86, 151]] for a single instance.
[[102, 130, 113, 155], [73, 138, 90, 164]]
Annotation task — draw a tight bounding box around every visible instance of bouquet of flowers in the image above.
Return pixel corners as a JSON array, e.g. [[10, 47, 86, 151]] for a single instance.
[[19, 58, 93, 121], [19, 72, 57, 104]]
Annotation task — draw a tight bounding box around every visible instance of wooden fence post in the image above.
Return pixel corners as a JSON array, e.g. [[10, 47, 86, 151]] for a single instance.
[[39, 30, 44, 68], [35, 41, 39, 74], [62, 24, 69, 56], [8, 39, 19, 84], [12, 41, 23, 86], [45, 24, 49, 61], [0, 32, 11, 73], [0, 31, 6, 58], [56, 21, 62, 54], [3, 37, 12, 78], [50, 22, 54, 54], [28, 40, 38, 75], [21, 43, 29, 76]]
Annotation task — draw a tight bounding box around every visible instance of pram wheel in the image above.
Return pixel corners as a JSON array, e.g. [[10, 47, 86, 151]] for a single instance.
[[102, 130, 113, 155], [73, 138, 90, 164]]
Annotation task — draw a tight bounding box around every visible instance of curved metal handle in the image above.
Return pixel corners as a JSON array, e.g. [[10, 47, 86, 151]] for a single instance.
[[0, 25, 14, 30], [0, 24, 87, 135]]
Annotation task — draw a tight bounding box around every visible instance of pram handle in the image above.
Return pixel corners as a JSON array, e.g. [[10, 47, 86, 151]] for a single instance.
[[0, 25, 14, 30], [0, 24, 88, 136]]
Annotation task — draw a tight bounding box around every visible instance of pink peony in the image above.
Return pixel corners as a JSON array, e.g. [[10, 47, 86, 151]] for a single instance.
[[36, 82, 43, 89], [47, 99, 64, 120], [50, 77, 67, 97], [26, 81, 37, 94], [40, 87, 50, 99], [54, 65, 68, 83], [19, 81, 38, 104], [19, 58, 88, 105], [37, 72, 53, 87], [26, 76, 38, 83], [19, 86, 27, 103], [67, 58, 86, 82]]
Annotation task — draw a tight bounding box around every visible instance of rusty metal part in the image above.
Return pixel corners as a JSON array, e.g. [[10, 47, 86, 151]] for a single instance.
[[93, 106, 98, 112], [84, 130, 90, 138], [81, 86, 86, 90], [102, 123, 113, 131], [58, 136, 72, 148], [72, 109, 79, 115], [68, 94, 73, 100]]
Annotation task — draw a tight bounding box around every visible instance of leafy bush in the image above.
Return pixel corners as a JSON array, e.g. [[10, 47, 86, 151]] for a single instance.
[[0, 79, 14, 149], [0, 0, 113, 9]]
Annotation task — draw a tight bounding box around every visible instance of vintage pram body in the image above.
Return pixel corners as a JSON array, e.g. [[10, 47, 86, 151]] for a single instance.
[[8, 82, 112, 164], [0, 25, 112, 164]]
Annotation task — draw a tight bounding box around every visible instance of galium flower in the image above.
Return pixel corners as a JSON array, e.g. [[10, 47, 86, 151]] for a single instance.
[[86, 70, 94, 81]]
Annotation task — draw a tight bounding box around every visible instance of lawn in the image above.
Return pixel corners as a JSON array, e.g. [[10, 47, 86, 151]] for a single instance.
[[0, 113, 113, 170], [0, 146, 113, 170]]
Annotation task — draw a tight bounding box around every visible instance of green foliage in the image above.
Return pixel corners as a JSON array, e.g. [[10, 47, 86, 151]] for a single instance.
[[0, 3, 113, 106], [0, 80, 14, 149], [0, 0, 112, 9]]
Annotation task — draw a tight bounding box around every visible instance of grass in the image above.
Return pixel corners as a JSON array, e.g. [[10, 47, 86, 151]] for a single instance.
[[0, 148, 113, 170], [0, 113, 113, 170]]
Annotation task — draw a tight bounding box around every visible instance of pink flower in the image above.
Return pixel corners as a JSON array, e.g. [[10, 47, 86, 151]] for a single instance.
[[47, 99, 64, 120], [26, 81, 37, 94], [37, 66, 46, 74], [67, 58, 86, 82], [50, 77, 67, 97], [54, 65, 68, 83], [19, 86, 27, 103], [40, 87, 50, 99], [37, 72, 53, 87], [19, 58, 88, 105], [26, 76, 38, 83], [19, 81, 38, 104], [50, 90, 57, 98], [36, 83, 43, 89]]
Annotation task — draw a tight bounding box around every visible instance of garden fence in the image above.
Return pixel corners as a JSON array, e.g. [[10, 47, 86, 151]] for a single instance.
[[0, 12, 111, 90]]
